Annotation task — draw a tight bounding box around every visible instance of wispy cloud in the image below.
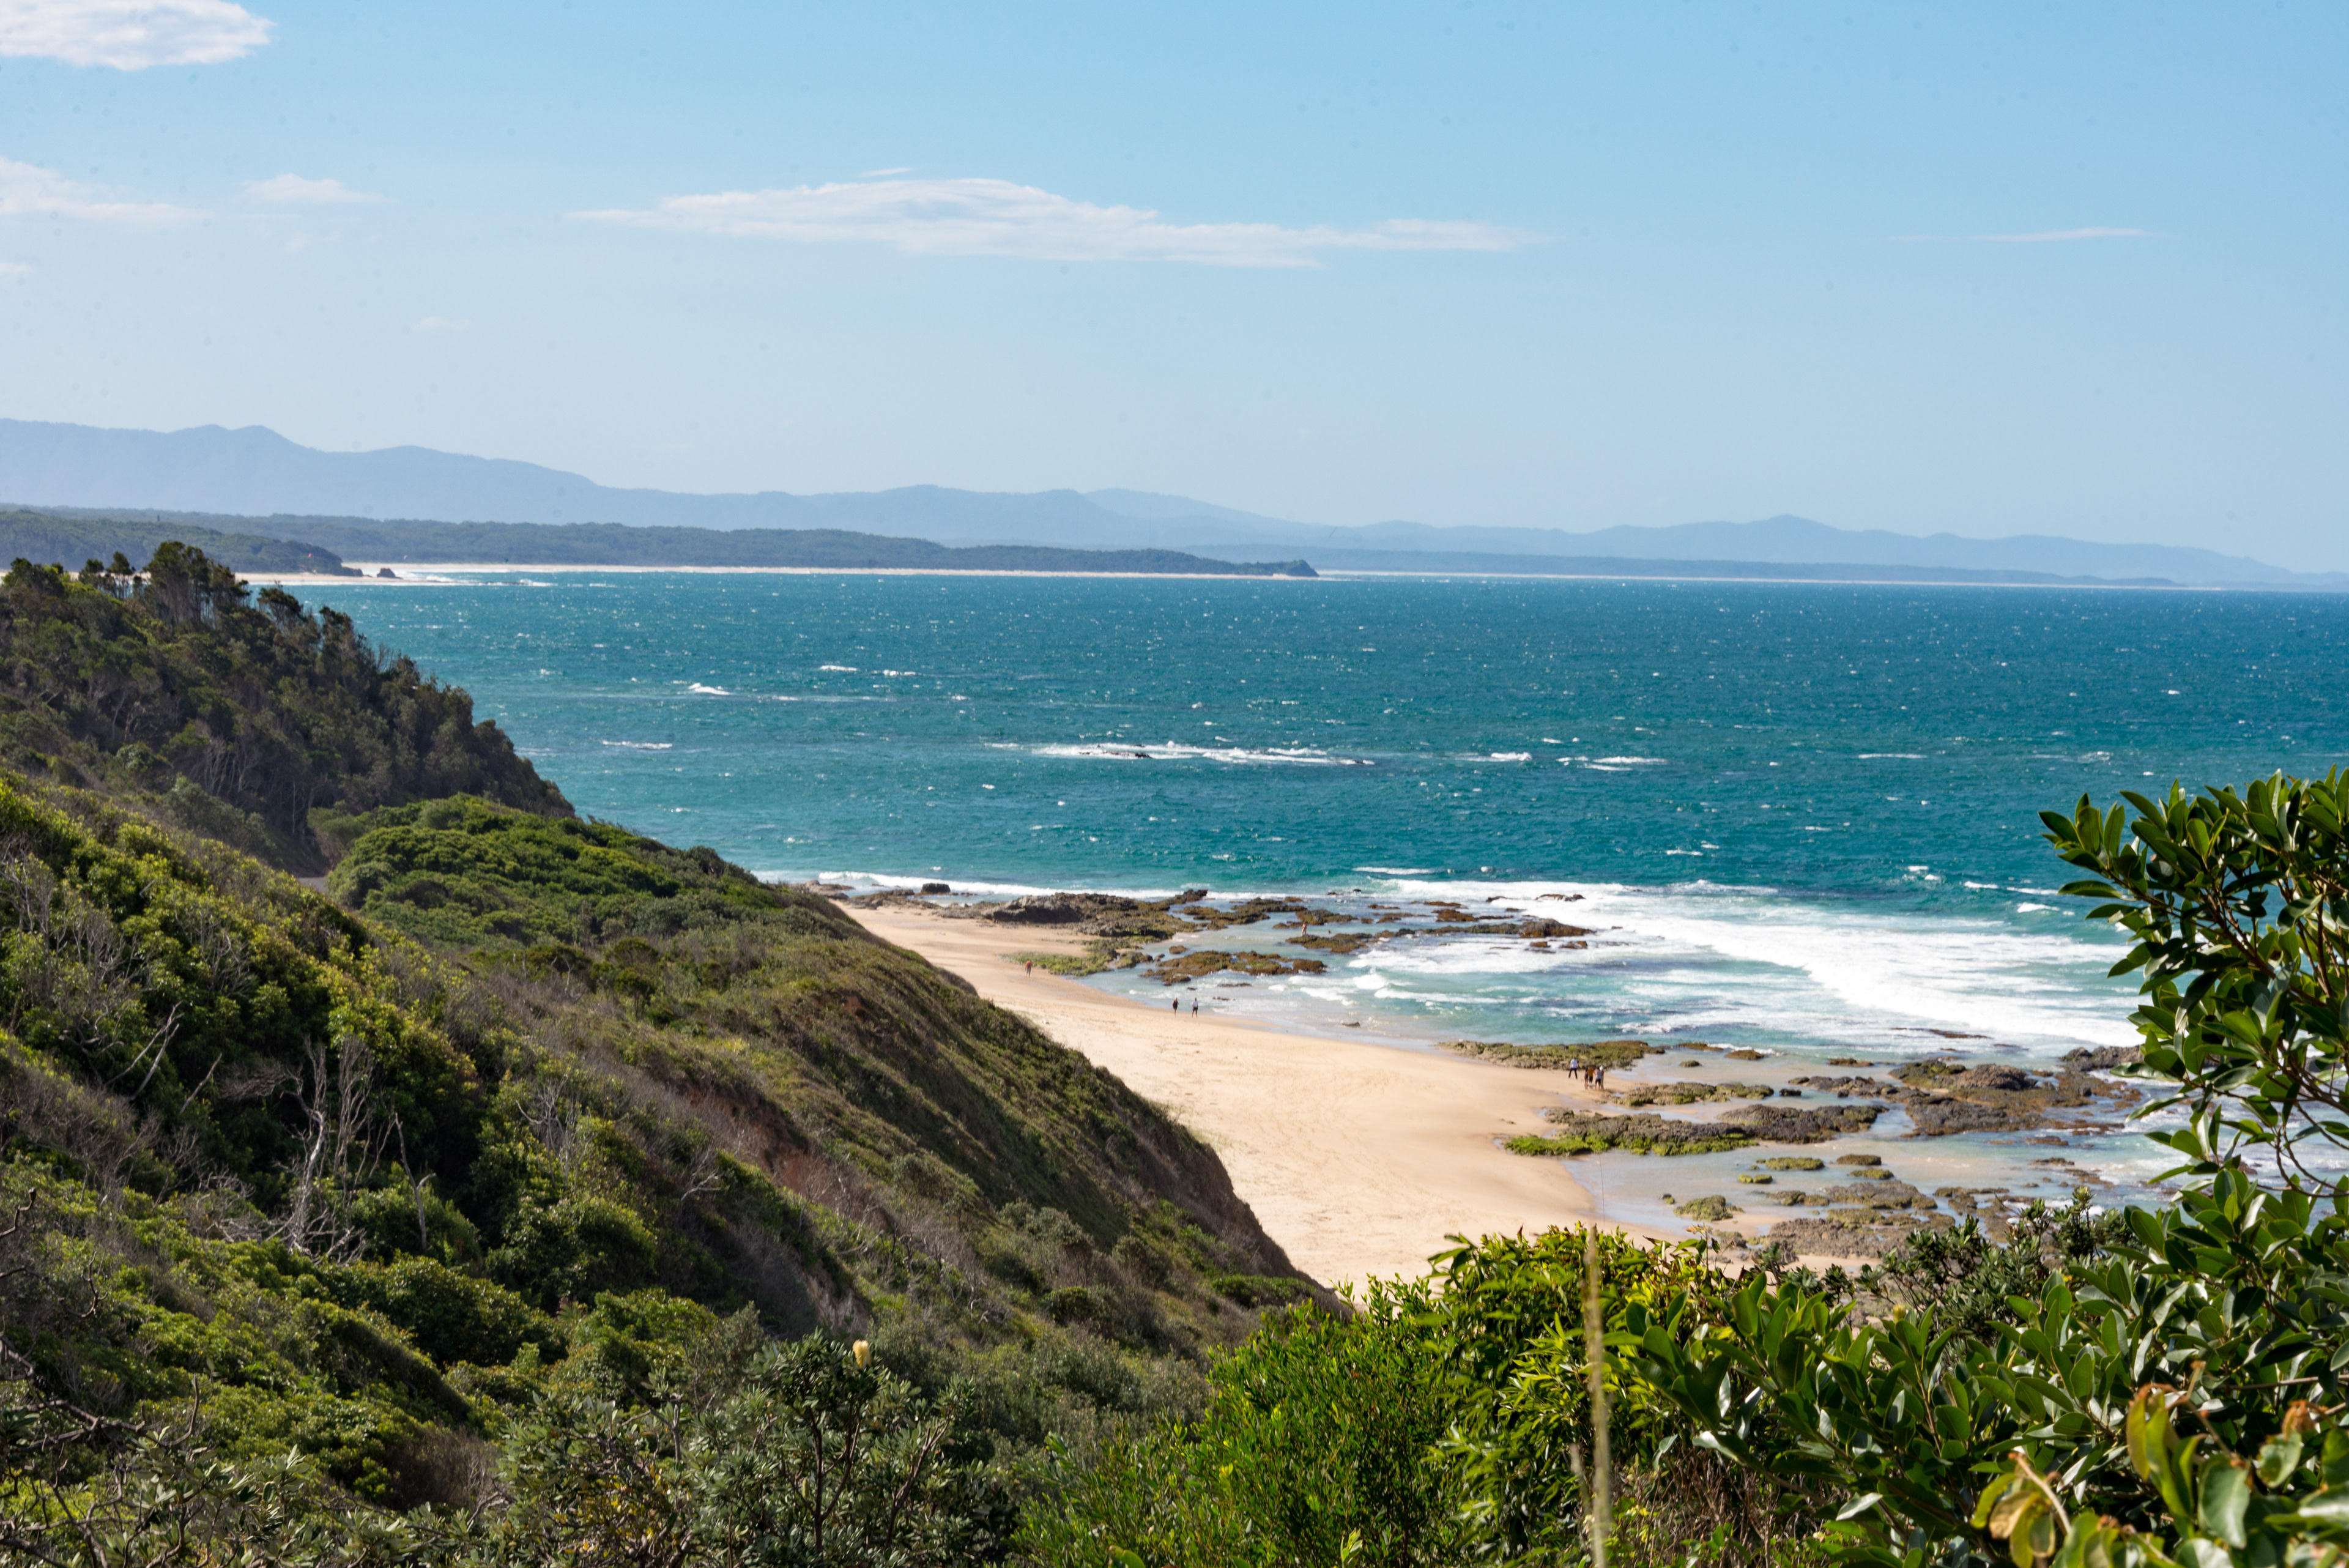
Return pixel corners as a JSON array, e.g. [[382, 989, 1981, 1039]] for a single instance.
[[0, 155, 198, 222], [857, 166, 914, 177], [0, 260, 29, 276], [411, 316, 471, 332], [1973, 226, 2152, 243], [1901, 226, 2154, 244], [0, 0, 272, 70], [246, 173, 382, 205], [573, 175, 1537, 268]]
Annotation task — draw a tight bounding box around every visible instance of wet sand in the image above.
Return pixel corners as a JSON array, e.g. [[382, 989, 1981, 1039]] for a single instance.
[[844, 902, 1674, 1289]]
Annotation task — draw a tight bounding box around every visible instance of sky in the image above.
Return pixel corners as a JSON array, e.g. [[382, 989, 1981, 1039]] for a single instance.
[[0, 1, 2343, 563]]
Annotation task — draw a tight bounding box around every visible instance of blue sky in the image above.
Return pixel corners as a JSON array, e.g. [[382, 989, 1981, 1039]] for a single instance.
[[1, 1, 2342, 562]]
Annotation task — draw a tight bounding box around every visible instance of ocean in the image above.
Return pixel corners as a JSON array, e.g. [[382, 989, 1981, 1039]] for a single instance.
[[311, 569, 2349, 1232]]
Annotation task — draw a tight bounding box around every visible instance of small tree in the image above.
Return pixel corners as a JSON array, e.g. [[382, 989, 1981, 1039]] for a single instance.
[[2042, 768, 2349, 1187]]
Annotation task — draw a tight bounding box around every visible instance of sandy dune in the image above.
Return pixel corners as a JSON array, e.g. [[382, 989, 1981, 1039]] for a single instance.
[[844, 902, 1670, 1290]]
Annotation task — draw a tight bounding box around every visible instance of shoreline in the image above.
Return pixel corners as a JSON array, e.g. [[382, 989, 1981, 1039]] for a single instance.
[[232, 563, 2295, 595], [842, 901, 1679, 1289], [242, 562, 1323, 587]]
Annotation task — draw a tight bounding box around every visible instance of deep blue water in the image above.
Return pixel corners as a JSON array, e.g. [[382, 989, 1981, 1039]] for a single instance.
[[306, 570, 2349, 1214], [319, 573, 2342, 894]]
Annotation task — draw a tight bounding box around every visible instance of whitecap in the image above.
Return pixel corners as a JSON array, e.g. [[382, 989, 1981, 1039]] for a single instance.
[[688, 683, 731, 695], [818, 664, 859, 672], [1033, 742, 1371, 767], [1488, 752, 1532, 762], [600, 741, 674, 750], [1590, 756, 1668, 765]]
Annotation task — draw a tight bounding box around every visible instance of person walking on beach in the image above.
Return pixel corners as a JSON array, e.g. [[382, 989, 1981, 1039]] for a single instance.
[[1025, 960, 1034, 976], [1171, 998, 1179, 1013], [1190, 997, 1199, 1017]]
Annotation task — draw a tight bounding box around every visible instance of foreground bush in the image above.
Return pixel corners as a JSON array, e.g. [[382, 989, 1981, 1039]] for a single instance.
[[1023, 1228, 1827, 1566]]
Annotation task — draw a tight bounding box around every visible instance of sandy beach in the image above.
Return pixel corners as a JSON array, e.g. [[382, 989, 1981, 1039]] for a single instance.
[[844, 901, 1672, 1290]]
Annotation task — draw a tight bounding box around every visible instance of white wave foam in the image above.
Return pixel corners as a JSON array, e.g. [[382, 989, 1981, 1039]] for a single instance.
[[1032, 743, 1371, 767], [600, 740, 674, 750], [1590, 756, 1668, 765], [1859, 753, 1928, 759], [687, 683, 731, 695], [818, 664, 858, 672], [1355, 873, 2133, 1053], [1488, 752, 1531, 762]]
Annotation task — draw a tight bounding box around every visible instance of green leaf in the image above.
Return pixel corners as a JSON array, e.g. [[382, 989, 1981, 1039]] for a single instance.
[[2294, 1487, 2349, 1523], [2198, 1458, 2251, 1548], [2255, 1432, 2303, 1488]]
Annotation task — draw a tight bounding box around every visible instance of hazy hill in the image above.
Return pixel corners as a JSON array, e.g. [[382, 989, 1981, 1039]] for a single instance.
[[5, 417, 2339, 589]]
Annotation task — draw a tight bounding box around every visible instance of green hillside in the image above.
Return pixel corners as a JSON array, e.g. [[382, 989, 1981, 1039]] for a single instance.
[[0, 552, 1309, 1564], [0, 546, 565, 869]]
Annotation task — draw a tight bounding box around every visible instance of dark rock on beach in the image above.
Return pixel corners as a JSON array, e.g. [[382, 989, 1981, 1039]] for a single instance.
[[1765, 1209, 1950, 1258], [988, 891, 1137, 924], [2062, 1046, 2145, 1072], [1720, 1101, 1888, 1142]]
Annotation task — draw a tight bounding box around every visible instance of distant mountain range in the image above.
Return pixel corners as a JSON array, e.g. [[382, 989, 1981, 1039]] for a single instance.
[[3, 418, 2339, 590]]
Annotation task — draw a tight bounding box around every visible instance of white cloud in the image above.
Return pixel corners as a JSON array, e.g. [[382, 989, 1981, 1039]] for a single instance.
[[0, 0, 272, 70], [0, 155, 198, 222], [573, 175, 1537, 268], [857, 166, 914, 177], [0, 260, 29, 275], [411, 316, 471, 332], [246, 173, 382, 205]]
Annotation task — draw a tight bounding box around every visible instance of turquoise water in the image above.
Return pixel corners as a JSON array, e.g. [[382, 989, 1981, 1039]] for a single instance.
[[309, 570, 2349, 1221]]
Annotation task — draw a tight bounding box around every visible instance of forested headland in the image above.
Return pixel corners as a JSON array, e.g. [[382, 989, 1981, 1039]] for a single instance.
[[0, 505, 1318, 578], [0, 544, 2344, 1566]]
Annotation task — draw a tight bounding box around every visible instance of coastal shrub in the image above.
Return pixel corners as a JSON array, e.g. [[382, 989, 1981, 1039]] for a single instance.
[[1025, 1289, 1467, 1568], [493, 1336, 1011, 1566], [331, 1255, 563, 1369], [1025, 1229, 1822, 1566]]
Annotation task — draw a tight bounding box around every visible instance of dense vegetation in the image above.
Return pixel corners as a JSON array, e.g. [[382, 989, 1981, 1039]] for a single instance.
[[0, 558, 1315, 1564], [1, 505, 1318, 577], [0, 507, 358, 576], [0, 548, 565, 869]]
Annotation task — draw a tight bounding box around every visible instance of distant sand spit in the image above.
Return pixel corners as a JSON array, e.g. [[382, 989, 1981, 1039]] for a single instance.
[[844, 902, 1677, 1291]]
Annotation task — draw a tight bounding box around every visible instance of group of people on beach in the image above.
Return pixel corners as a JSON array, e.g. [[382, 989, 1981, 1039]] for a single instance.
[[1020, 958, 1201, 1016], [1570, 1059, 1608, 1089]]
